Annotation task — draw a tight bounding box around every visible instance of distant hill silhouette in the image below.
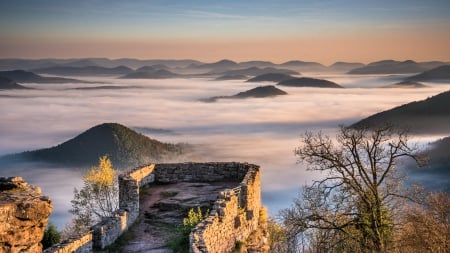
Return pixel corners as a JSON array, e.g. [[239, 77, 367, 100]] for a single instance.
[[60, 59, 99, 67], [136, 65, 169, 72], [196, 59, 238, 69], [351, 90, 450, 134], [0, 58, 203, 71], [0, 70, 88, 83], [71, 85, 142, 90], [2, 123, 185, 168], [407, 136, 450, 191], [383, 81, 428, 88], [428, 136, 450, 168], [278, 77, 342, 88], [0, 76, 31, 89], [120, 69, 179, 79], [405, 65, 450, 82], [33, 65, 133, 76], [280, 60, 326, 71], [214, 74, 248, 81], [203, 85, 287, 102], [347, 60, 446, 74], [328, 62, 365, 72], [210, 67, 298, 77], [238, 61, 276, 68], [247, 73, 294, 83]]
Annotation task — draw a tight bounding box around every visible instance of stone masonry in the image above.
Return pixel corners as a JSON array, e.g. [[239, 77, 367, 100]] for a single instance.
[[44, 162, 264, 253], [189, 165, 262, 253]]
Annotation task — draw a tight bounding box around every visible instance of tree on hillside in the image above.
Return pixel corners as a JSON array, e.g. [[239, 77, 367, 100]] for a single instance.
[[393, 191, 450, 252], [69, 156, 119, 234], [281, 125, 423, 252]]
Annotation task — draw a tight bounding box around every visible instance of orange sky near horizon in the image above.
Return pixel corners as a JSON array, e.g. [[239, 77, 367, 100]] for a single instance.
[[1, 1, 450, 64], [3, 32, 449, 65]]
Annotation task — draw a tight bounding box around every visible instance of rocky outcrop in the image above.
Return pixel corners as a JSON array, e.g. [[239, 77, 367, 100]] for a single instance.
[[0, 177, 52, 253]]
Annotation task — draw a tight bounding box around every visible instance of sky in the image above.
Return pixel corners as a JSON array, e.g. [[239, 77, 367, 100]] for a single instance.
[[1, 0, 450, 64]]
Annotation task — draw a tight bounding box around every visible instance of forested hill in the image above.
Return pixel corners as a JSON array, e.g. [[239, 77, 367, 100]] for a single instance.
[[2, 123, 185, 168], [351, 90, 450, 134]]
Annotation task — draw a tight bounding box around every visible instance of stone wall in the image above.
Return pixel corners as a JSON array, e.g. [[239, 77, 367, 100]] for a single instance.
[[0, 177, 53, 253], [43, 233, 93, 253], [189, 165, 262, 253], [153, 162, 249, 183], [118, 164, 155, 228], [44, 162, 262, 253]]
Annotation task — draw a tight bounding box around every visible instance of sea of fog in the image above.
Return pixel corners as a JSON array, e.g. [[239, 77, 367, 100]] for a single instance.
[[1, 73, 449, 229]]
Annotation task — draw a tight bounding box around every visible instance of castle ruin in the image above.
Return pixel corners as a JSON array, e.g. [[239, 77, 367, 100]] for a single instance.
[[43, 162, 265, 253]]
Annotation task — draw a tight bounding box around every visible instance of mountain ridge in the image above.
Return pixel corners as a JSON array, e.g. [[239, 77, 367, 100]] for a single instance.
[[278, 77, 342, 88], [0, 70, 88, 83], [405, 65, 450, 82], [0, 76, 31, 89], [2, 123, 185, 168], [351, 90, 450, 134], [203, 85, 287, 102]]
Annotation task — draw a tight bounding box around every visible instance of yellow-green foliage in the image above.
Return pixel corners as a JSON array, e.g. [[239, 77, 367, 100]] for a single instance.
[[183, 207, 204, 229], [84, 156, 116, 189], [267, 218, 288, 250], [259, 207, 268, 224], [69, 156, 119, 235], [168, 207, 208, 253]]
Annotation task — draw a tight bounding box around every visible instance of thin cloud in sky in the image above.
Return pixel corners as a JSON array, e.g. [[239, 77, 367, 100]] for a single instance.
[[0, 0, 449, 62]]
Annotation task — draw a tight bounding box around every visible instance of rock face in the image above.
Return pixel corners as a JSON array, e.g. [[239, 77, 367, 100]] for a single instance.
[[0, 177, 52, 253]]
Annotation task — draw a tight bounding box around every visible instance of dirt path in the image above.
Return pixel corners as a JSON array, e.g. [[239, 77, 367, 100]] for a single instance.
[[120, 184, 175, 253], [119, 182, 238, 253]]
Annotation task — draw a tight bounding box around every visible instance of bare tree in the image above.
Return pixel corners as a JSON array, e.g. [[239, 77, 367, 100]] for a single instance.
[[281, 125, 422, 252]]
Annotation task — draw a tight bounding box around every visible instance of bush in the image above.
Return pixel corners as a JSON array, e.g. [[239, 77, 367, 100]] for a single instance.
[[167, 207, 207, 253], [42, 223, 61, 249]]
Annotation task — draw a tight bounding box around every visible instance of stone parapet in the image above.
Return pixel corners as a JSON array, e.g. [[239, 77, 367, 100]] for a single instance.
[[44, 162, 263, 253], [43, 233, 93, 253], [154, 162, 249, 183], [189, 164, 262, 253]]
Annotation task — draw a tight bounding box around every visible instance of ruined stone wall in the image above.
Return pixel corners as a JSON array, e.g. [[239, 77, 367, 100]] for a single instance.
[[118, 164, 155, 227], [43, 233, 93, 253], [153, 162, 249, 183], [0, 177, 52, 253], [45, 162, 262, 253], [92, 210, 128, 249], [189, 165, 262, 253], [44, 165, 156, 253]]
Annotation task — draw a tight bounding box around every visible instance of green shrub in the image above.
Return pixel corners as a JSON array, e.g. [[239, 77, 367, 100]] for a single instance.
[[167, 207, 208, 253], [42, 223, 61, 249]]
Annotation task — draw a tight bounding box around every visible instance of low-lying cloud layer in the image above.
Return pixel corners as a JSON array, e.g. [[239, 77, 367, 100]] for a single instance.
[[1, 75, 449, 227]]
